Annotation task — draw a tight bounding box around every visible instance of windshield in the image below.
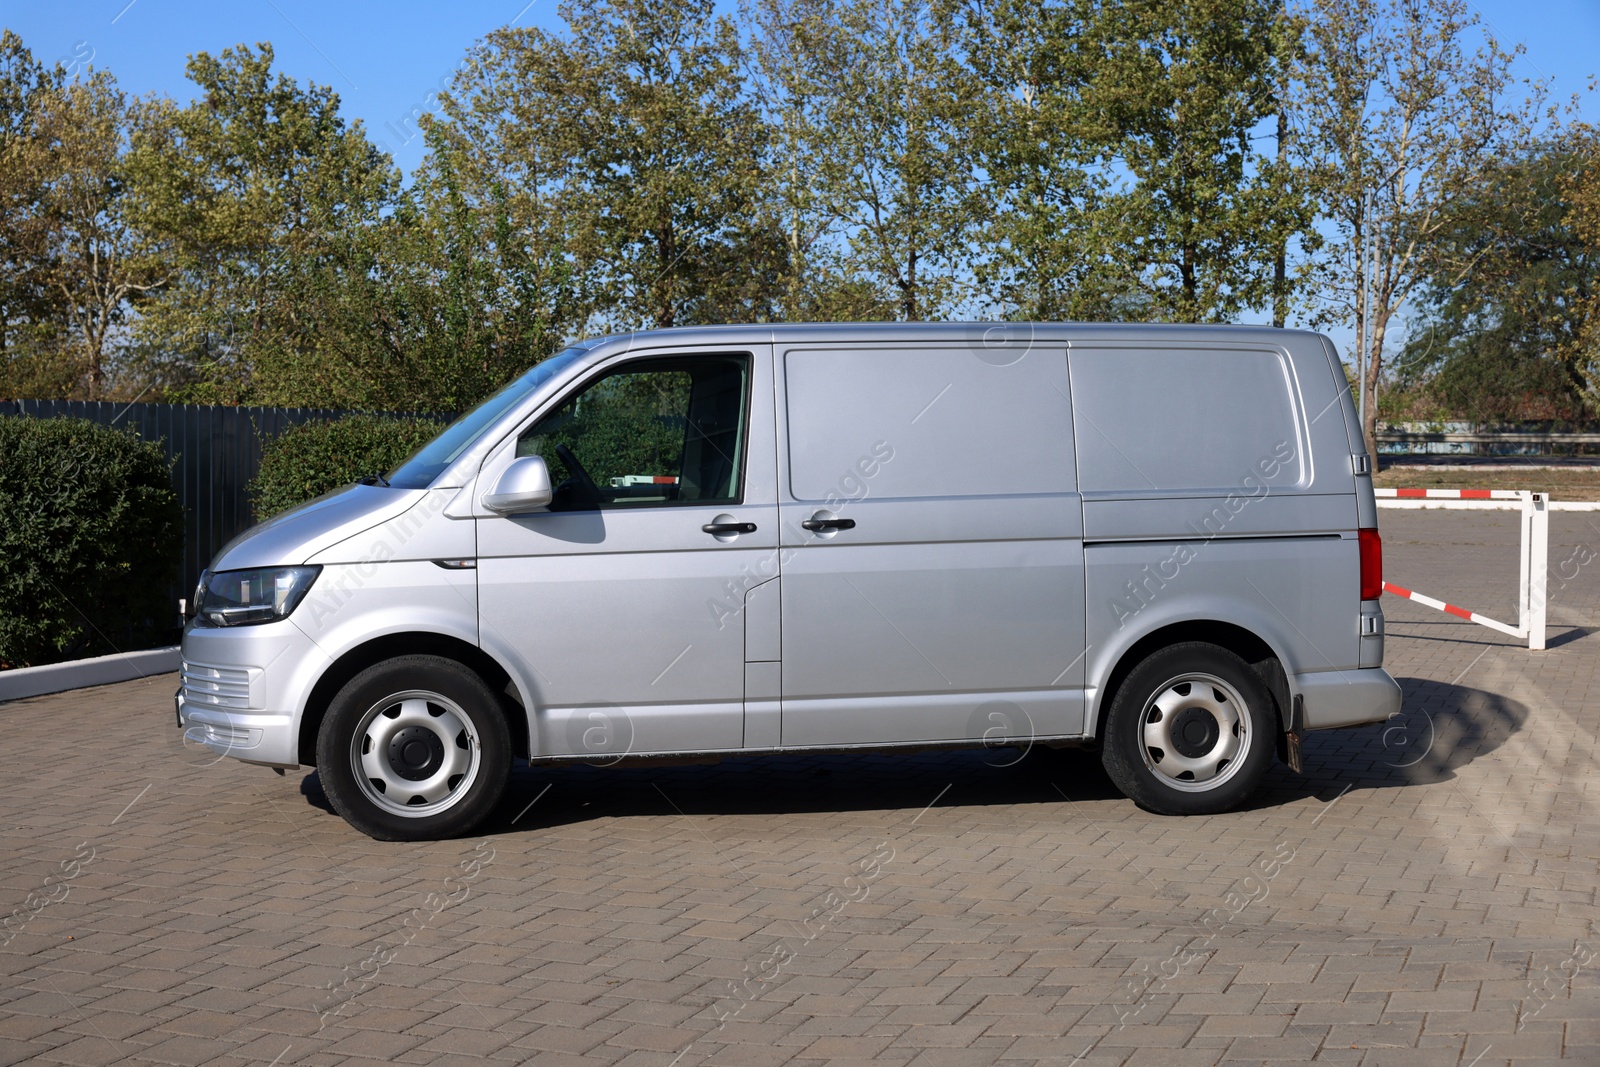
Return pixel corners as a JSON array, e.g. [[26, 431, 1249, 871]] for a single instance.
[[387, 348, 586, 489]]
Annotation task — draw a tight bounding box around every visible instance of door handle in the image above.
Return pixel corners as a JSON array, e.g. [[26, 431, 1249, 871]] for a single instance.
[[801, 517, 856, 531], [703, 521, 757, 535]]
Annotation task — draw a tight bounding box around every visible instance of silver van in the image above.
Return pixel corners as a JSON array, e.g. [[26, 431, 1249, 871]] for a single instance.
[[178, 324, 1400, 840]]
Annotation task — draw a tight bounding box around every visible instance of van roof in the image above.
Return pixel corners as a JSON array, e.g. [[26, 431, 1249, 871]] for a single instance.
[[572, 321, 1327, 354]]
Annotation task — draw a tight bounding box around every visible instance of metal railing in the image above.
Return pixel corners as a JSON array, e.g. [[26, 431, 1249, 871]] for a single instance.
[[1377, 430, 1600, 456]]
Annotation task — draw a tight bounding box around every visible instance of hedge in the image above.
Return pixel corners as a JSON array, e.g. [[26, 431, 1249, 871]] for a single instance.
[[0, 416, 183, 668], [250, 414, 443, 520]]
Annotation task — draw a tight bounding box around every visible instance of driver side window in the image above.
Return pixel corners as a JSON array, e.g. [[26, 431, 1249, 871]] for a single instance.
[[517, 355, 749, 510]]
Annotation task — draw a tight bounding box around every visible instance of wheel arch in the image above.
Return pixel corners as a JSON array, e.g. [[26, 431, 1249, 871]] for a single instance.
[[1090, 619, 1292, 747], [298, 632, 529, 765]]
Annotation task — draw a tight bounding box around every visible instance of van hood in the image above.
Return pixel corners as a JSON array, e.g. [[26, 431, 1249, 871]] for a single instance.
[[208, 483, 430, 574]]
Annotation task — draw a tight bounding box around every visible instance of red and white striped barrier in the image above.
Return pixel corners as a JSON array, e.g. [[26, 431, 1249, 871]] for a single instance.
[[1377, 488, 1522, 499], [1381, 582, 1522, 638], [1374, 489, 1548, 650], [1376, 487, 1600, 511]]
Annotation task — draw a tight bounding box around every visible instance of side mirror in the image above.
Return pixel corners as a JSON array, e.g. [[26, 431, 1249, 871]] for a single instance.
[[482, 455, 554, 514]]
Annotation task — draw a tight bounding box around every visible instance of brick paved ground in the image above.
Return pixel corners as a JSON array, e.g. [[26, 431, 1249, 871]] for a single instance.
[[1, 509, 1597, 1066]]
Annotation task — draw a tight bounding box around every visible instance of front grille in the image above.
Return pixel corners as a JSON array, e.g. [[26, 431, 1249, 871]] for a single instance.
[[181, 662, 252, 709]]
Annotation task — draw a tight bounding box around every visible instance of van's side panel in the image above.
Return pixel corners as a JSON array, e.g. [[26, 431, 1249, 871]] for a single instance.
[[774, 342, 1087, 746], [1071, 337, 1366, 729]]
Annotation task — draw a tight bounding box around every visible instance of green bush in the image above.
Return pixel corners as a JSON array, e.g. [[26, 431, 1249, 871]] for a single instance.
[[0, 417, 183, 668], [250, 414, 443, 520]]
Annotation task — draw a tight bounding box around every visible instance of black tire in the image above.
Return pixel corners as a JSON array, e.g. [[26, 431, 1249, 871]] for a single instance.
[[316, 655, 511, 841], [1099, 642, 1277, 816]]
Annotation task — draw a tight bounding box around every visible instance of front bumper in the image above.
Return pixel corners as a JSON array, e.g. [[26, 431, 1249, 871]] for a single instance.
[[1295, 667, 1402, 730], [175, 687, 299, 768], [175, 620, 325, 769]]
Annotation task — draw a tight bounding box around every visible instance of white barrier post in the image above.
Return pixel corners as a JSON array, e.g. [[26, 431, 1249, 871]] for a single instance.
[[1376, 486, 1551, 650], [1524, 492, 1548, 650], [1519, 491, 1531, 633]]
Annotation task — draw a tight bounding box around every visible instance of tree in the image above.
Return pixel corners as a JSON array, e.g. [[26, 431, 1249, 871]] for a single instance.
[[435, 0, 784, 332], [0, 31, 71, 396], [799, 0, 980, 319], [1560, 125, 1600, 410], [28, 69, 172, 400], [1079, 0, 1313, 322], [352, 128, 575, 411], [1396, 140, 1599, 421], [744, 0, 897, 320], [956, 0, 1119, 320], [125, 43, 399, 405], [1292, 0, 1552, 456]]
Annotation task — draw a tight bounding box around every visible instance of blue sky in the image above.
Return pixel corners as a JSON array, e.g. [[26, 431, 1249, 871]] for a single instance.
[[5, 0, 1597, 181]]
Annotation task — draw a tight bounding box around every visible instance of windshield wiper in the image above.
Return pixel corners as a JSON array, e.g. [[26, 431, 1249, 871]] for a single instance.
[[357, 473, 391, 487]]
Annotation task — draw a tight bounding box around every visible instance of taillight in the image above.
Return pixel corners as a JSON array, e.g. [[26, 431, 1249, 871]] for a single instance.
[[1359, 527, 1383, 601]]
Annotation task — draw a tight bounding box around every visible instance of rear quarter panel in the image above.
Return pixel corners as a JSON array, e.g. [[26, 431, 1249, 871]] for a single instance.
[[1071, 332, 1361, 728]]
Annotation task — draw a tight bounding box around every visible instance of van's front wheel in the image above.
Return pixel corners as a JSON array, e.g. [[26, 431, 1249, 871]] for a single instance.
[[1100, 643, 1275, 815], [316, 656, 511, 841]]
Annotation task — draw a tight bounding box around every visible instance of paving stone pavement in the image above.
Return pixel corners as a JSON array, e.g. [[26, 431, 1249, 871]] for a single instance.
[[1, 509, 1597, 1067]]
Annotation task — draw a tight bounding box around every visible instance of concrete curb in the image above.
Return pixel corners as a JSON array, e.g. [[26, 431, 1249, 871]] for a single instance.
[[0, 647, 180, 703]]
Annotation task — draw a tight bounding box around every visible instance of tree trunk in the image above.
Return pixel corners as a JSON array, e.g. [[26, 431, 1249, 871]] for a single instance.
[[86, 334, 103, 400], [656, 220, 676, 329], [1180, 243, 1197, 317], [902, 247, 918, 320], [1362, 314, 1389, 461], [1272, 108, 1288, 328]]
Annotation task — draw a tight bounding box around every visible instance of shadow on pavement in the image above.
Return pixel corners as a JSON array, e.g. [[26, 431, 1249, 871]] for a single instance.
[[1545, 626, 1595, 650], [1274, 676, 1527, 800], [295, 676, 1526, 835], [298, 741, 1126, 837]]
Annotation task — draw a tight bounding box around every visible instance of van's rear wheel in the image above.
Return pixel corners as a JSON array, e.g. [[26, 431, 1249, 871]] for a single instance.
[[316, 656, 511, 841], [1100, 643, 1275, 815]]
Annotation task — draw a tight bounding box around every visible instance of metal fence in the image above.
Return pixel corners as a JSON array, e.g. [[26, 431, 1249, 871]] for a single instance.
[[1377, 430, 1600, 457], [2, 399, 360, 605]]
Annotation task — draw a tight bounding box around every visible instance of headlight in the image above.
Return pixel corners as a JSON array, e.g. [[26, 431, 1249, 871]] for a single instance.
[[194, 566, 321, 627]]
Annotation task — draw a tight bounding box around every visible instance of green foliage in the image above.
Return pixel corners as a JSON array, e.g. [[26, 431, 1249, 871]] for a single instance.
[[1566, 126, 1600, 408], [748, 0, 979, 319], [249, 414, 444, 520], [1413, 341, 1582, 422], [1082, 0, 1314, 322], [0, 31, 67, 382], [351, 133, 573, 412], [0, 416, 181, 668], [525, 371, 692, 486], [1293, 0, 1549, 453], [1394, 140, 1599, 421], [23, 66, 170, 400], [0, 10, 1590, 428], [125, 43, 403, 406], [437, 0, 785, 331], [956, 0, 1114, 320]]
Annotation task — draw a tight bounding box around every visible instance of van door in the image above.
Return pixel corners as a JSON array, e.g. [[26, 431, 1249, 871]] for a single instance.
[[477, 346, 777, 759], [774, 341, 1086, 748]]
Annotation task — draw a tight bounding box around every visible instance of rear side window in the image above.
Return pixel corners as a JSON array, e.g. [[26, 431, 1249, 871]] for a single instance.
[[783, 346, 1074, 501], [1069, 347, 1303, 493]]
